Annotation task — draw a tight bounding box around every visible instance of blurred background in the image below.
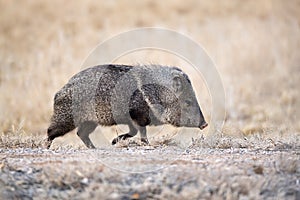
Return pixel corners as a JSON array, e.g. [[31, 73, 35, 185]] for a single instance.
[[0, 0, 299, 142]]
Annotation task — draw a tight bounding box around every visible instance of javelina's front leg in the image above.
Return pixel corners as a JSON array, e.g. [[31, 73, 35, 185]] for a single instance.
[[138, 126, 149, 145]]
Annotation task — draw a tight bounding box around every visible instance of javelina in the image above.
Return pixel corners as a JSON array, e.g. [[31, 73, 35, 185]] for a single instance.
[[47, 64, 208, 148]]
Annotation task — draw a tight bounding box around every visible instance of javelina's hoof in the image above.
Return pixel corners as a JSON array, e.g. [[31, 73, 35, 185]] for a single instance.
[[111, 137, 119, 145], [86, 143, 96, 149], [112, 133, 133, 145], [141, 138, 149, 145], [42, 138, 52, 149]]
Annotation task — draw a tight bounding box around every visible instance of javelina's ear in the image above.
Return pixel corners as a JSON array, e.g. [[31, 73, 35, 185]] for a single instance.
[[172, 75, 183, 95]]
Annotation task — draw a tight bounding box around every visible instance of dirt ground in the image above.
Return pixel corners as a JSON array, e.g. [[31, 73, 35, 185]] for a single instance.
[[0, 140, 299, 199], [0, 132, 299, 199], [0, 0, 300, 199]]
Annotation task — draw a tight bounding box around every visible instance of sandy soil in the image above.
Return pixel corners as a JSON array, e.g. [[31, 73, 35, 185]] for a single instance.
[[1, 144, 299, 200], [0, 133, 299, 199]]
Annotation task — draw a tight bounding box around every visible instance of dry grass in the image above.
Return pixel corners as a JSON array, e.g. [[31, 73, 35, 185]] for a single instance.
[[1, 0, 300, 139]]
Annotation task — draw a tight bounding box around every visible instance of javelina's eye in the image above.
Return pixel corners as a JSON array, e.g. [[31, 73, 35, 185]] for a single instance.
[[185, 100, 192, 106]]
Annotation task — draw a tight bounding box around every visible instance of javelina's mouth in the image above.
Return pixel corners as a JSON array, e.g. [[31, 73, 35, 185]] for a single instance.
[[199, 122, 208, 130]]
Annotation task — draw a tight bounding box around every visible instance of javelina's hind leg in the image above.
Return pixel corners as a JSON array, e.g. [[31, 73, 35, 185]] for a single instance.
[[45, 138, 52, 149], [77, 121, 97, 149], [111, 122, 138, 145], [47, 125, 75, 149]]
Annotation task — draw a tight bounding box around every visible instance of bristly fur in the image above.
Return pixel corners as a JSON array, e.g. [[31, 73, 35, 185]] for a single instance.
[[47, 64, 207, 148]]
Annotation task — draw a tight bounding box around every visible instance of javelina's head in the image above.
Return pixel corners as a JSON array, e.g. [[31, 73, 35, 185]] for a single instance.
[[170, 68, 208, 130]]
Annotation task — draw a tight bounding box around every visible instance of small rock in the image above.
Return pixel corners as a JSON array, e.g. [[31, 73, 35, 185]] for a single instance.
[[253, 165, 264, 174], [131, 193, 140, 199], [81, 178, 89, 185]]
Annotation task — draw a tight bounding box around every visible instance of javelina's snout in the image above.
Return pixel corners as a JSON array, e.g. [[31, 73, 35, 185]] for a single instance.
[[199, 121, 208, 130]]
